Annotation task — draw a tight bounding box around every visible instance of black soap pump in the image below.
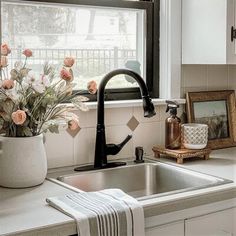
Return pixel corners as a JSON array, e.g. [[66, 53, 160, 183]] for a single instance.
[[165, 100, 181, 149]]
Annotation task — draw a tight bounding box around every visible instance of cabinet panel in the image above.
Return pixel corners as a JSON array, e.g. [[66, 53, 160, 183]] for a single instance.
[[182, 0, 236, 64], [146, 221, 184, 236], [185, 208, 235, 236]]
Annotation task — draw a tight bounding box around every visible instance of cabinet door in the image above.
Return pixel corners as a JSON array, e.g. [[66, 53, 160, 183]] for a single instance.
[[182, 0, 236, 64], [146, 220, 184, 236], [185, 208, 235, 236]]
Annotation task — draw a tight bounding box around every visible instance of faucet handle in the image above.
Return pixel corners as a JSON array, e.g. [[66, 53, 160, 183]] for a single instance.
[[119, 135, 132, 149], [106, 134, 132, 155]]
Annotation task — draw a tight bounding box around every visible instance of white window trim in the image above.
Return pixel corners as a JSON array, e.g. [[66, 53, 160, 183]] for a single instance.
[[159, 0, 182, 99], [64, 98, 185, 110], [85, 98, 185, 109]]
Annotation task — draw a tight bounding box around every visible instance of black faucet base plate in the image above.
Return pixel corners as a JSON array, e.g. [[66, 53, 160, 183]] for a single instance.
[[74, 161, 126, 172], [134, 160, 145, 163]]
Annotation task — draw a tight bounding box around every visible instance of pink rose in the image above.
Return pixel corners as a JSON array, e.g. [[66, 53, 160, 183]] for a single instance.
[[1, 43, 11, 56], [2, 79, 14, 89], [0, 56, 8, 68], [22, 49, 33, 57], [60, 68, 72, 81], [64, 57, 75, 67], [68, 118, 79, 131], [11, 110, 27, 125], [87, 80, 97, 94]]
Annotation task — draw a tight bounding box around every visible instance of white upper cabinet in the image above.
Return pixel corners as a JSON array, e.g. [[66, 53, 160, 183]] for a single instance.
[[182, 0, 236, 64]]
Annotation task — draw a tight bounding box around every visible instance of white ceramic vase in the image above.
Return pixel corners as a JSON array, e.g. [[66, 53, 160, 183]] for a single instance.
[[0, 134, 47, 188]]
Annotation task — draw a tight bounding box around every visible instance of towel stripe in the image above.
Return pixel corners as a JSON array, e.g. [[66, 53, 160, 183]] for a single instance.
[[85, 192, 119, 236], [100, 191, 132, 235], [96, 191, 129, 236], [73, 193, 110, 236], [67, 194, 103, 236]]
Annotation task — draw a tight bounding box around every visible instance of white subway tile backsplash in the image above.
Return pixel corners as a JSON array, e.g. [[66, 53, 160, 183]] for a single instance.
[[159, 120, 166, 146], [183, 86, 208, 97], [159, 105, 169, 121], [181, 64, 235, 98], [105, 107, 133, 126], [228, 65, 236, 90], [133, 122, 161, 156], [133, 106, 160, 123], [207, 65, 228, 89], [84, 128, 97, 163], [182, 65, 207, 87], [73, 128, 95, 165], [73, 109, 97, 128]]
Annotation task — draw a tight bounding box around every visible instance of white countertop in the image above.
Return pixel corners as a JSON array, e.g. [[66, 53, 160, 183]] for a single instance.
[[155, 147, 236, 181], [0, 181, 76, 236], [1, 148, 236, 236]]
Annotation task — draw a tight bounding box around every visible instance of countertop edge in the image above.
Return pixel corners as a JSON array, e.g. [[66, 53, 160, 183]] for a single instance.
[[143, 185, 236, 218]]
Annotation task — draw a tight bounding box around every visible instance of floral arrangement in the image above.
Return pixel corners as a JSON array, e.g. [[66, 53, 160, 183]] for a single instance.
[[0, 43, 97, 137]]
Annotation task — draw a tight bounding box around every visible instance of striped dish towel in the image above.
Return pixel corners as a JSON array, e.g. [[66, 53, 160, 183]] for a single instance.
[[46, 188, 145, 236]]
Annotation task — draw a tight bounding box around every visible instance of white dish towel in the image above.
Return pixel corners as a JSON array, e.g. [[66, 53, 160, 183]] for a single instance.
[[46, 188, 145, 236]]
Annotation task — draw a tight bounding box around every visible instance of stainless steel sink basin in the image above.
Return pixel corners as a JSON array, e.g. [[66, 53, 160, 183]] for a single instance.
[[57, 161, 232, 200]]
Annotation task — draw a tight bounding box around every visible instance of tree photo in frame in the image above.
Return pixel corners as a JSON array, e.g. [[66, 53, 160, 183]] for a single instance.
[[186, 90, 236, 149]]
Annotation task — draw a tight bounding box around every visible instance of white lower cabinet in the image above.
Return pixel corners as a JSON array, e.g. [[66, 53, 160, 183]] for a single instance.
[[185, 208, 235, 236], [145, 220, 184, 236], [145, 206, 236, 236]]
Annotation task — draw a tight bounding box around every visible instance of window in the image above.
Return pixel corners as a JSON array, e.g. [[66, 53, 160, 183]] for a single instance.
[[1, 0, 159, 100]]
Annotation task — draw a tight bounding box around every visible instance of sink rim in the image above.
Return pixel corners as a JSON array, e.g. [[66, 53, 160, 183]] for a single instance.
[[56, 159, 233, 201]]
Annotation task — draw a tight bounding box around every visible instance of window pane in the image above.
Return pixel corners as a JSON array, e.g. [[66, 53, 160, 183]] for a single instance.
[[1, 1, 146, 90]]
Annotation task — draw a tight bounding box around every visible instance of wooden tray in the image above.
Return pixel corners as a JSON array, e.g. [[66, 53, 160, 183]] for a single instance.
[[152, 146, 211, 164]]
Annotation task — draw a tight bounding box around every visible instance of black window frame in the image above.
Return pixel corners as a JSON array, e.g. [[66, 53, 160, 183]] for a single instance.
[[1, 0, 159, 100]]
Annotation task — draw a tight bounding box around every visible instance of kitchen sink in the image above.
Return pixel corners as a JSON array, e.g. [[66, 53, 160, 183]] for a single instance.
[[57, 161, 232, 200]]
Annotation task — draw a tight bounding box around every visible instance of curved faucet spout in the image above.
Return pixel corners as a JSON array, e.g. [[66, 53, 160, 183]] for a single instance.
[[97, 69, 155, 124]]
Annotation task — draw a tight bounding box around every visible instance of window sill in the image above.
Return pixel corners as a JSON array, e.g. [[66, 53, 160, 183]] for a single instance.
[[84, 98, 186, 109]]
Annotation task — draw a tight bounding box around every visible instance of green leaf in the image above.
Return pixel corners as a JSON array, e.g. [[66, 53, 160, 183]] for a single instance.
[[20, 68, 31, 78], [56, 81, 66, 94], [22, 127, 33, 137], [10, 69, 20, 80], [48, 124, 59, 134], [71, 96, 89, 112], [72, 101, 89, 112], [47, 105, 68, 120], [41, 94, 57, 107], [2, 100, 14, 115], [43, 62, 55, 77], [73, 96, 89, 102], [0, 118, 4, 130], [0, 111, 11, 122]]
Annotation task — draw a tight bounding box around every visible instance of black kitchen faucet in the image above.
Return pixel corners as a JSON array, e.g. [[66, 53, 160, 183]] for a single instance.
[[75, 69, 156, 171]]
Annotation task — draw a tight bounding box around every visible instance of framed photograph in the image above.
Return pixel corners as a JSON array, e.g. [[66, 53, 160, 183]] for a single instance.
[[186, 90, 236, 149]]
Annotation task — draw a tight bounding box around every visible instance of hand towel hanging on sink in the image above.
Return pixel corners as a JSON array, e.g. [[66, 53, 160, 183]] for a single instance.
[[46, 188, 144, 236]]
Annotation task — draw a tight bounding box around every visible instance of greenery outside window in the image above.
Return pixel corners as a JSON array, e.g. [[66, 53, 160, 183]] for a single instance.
[[1, 0, 159, 100]]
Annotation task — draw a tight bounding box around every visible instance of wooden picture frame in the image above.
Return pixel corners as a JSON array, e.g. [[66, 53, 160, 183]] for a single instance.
[[186, 90, 236, 149]]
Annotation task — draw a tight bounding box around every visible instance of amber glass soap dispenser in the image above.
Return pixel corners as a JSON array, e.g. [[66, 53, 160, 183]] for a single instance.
[[165, 100, 181, 149]]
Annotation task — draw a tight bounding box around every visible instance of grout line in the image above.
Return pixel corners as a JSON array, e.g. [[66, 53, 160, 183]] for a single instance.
[[227, 65, 230, 90], [206, 65, 209, 90]]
